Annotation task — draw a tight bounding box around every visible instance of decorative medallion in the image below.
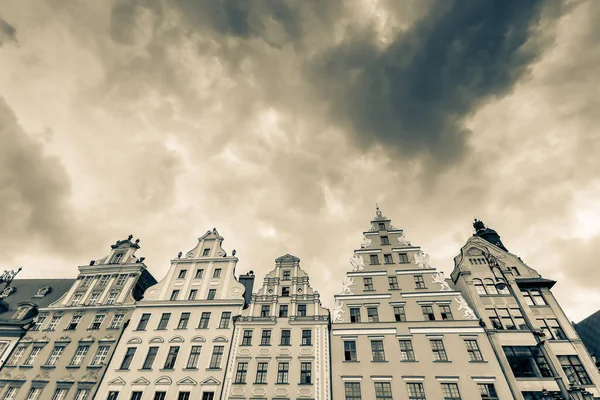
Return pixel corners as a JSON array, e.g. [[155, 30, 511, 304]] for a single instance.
[[186, 251, 194, 259]]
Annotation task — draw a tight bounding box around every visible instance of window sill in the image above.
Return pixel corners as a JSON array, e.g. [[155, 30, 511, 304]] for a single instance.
[[19, 365, 33, 369], [115, 369, 129, 372], [232, 383, 246, 385], [253, 382, 268, 385], [515, 377, 555, 380], [298, 383, 313, 386], [138, 368, 153, 371], [174, 328, 188, 331], [469, 360, 488, 363], [132, 329, 146, 332], [183, 368, 198, 371], [65, 365, 81, 369], [206, 368, 222, 371], [433, 360, 451, 363], [343, 360, 359, 363], [160, 368, 175, 371], [388, 288, 401, 291], [41, 365, 56, 369], [300, 344, 312, 347], [401, 360, 418, 363], [259, 344, 271, 347], [363, 290, 376, 292], [371, 360, 388, 363], [87, 365, 103, 369], [275, 383, 289, 385]]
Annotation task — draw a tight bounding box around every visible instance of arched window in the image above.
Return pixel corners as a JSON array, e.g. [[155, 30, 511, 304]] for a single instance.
[[484, 279, 498, 295], [473, 279, 486, 295], [110, 252, 125, 264]]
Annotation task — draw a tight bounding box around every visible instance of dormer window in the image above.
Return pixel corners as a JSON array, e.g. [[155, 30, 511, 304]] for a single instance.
[[34, 286, 50, 298], [110, 252, 125, 264], [203, 249, 210, 257], [1, 286, 15, 298], [13, 306, 30, 320], [81, 276, 94, 288], [378, 223, 385, 230]]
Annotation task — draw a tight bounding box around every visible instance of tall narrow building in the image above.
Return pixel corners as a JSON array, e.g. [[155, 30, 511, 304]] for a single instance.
[[331, 207, 513, 400], [0, 235, 156, 400], [222, 254, 331, 400], [97, 229, 254, 400], [451, 219, 600, 399]]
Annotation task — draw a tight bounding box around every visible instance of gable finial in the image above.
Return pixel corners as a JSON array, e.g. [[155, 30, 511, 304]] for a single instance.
[[128, 234, 133, 241]]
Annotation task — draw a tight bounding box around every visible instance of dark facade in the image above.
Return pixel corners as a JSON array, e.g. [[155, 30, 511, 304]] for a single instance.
[[575, 310, 600, 370]]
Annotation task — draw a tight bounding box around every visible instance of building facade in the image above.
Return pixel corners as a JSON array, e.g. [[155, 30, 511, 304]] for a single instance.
[[97, 229, 254, 400], [451, 220, 600, 400], [223, 254, 331, 400], [0, 279, 75, 369], [575, 311, 600, 371], [0, 236, 156, 400]]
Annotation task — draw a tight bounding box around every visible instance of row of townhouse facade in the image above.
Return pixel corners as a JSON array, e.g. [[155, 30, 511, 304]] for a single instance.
[[0, 209, 598, 400]]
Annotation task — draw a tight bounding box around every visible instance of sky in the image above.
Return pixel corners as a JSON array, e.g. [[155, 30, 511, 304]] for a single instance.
[[1, 0, 599, 322]]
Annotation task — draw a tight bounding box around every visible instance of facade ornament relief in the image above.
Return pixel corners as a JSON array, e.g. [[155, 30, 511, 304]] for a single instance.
[[413, 251, 432, 269], [432, 272, 452, 291], [349, 254, 365, 272], [454, 295, 477, 320], [339, 277, 355, 295], [332, 299, 345, 323], [360, 236, 372, 248], [397, 231, 411, 246]]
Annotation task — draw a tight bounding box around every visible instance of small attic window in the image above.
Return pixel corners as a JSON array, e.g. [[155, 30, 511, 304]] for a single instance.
[[13, 305, 30, 320], [110, 252, 125, 264], [0, 286, 15, 298], [34, 287, 50, 298]]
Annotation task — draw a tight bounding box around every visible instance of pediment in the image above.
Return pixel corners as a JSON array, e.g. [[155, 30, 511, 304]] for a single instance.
[[200, 376, 220, 385], [127, 337, 142, 345], [108, 377, 126, 385], [213, 336, 228, 343], [155, 376, 172, 385], [466, 247, 484, 256], [131, 377, 150, 385], [177, 376, 198, 385], [149, 337, 164, 343], [169, 335, 184, 343], [191, 335, 206, 343], [275, 254, 300, 263]]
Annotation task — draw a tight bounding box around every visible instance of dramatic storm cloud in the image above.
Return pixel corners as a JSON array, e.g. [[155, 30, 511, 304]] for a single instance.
[[0, 0, 599, 321]]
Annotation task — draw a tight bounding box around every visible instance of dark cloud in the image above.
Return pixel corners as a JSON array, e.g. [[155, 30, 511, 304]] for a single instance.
[[310, 0, 561, 172], [0, 98, 75, 253], [0, 17, 18, 46]]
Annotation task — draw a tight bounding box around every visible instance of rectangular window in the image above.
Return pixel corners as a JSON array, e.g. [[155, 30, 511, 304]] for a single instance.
[[486, 309, 503, 330], [213, 268, 221, 278], [195, 269, 204, 278], [367, 307, 379, 322], [521, 289, 547, 306], [136, 313, 150, 330], [66, 315, 82, 330], [202, 248, 210, 256], [300, 362, 312, 384], [277, 362, 289, 384], [81, 276, 94, 287], [440, 305, 453, 320], [98, 275, 110, 286], [511, 308, 527, 330], [279, 305, 288, 318], [157, 313, 171, 330], [8, 346, 25, 365], [478, 384, 499, 400], [142, 347, 158, 369], [407, 382, 426, 400], [52, 389, 68, 400], [414, 275, 426, 289], [91, 346, 110, 365], [218, 311, 231, 329], [26, 388, 43, 400], [510, 267, 520, 276], [503, 346, 553, 377], [381, 236, 390, 245], [106, 291, 119, 305], [201, 393, 214, 400], [3, 388, 18, 400], [163, 346, 180, 369], [178, 269, 187, 279], [70, 345, 89, 366], [370, 255, 379, 265], [540, 318, 567, 340], [302, 330, 312, 345], [108, 314, 124, 329], [255, 362, 268, 384], [422, 305, 435, 321], [388, 277, 399, 289], [207, 289, 216, 300], [177, 312, 190, 329], [283, 270, 291, 280], [350, 308, 361, 323], [130, 393, 142, 400], [242, 330, 253, 346], [371, 340, 386, 361], [464, 339, 484, 361], [45, 346, 65, 366], [120, 347, 137, 370], [186, 345, 202, 369], [344, 340, 357, 361], [260, 305, 270, 317], [46, 316, 61, 331], [281, 330, 291, 345], [399, 253, 409, 263], [199, 312, 211, 329], [87, 293, 99, 306], [234, 362, 248, 384], [209, 346, 224, 369], [399, 340, 415, 361], [345, 382, 362, 400], [153, 393, 166, 400], [177, 393, 190, 400], [24, 346, 43, 366], [297, 304, 307, 317], [378, 222, 385, 230], [375, 382, 393, 400], [31, 316, 45, 331], [281, 287, 290, 297], [558, 355, 592, 385], [70, 293, 83, 306], [394, 306, 407, 322], [106, 392, 119, 400], [430, 339, 448, 361], [188, 290, 198, 300], [441, 383, 461, 400], [170, 290, 180, 301], [261, 330, 272, 346], [116, 274, 127, 286], [74, 389, 89, 400]]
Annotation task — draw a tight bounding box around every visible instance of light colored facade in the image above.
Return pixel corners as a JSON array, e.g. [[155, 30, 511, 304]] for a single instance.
[[331, 208, 513, 400], [223, 254, 331, 400], [451, 220, 600, 400], [98, 229, 254, 400], [0, 236, 156, 400]]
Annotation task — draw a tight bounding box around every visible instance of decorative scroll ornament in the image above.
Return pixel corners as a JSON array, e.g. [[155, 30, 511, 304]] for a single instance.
[[349, 254, 365, 272], [455, 295, 477, 320], [413, 251, 431, 269], [339, 277, 355, 295], [360, 236, 372, 248], [332, 299, 345, 323], [432, 272, 452, 291], [397, 232, 411, 246]]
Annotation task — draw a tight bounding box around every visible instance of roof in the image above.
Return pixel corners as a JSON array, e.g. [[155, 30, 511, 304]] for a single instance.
[[514, 277, 556, 289], [0, 278, 76, 325]]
